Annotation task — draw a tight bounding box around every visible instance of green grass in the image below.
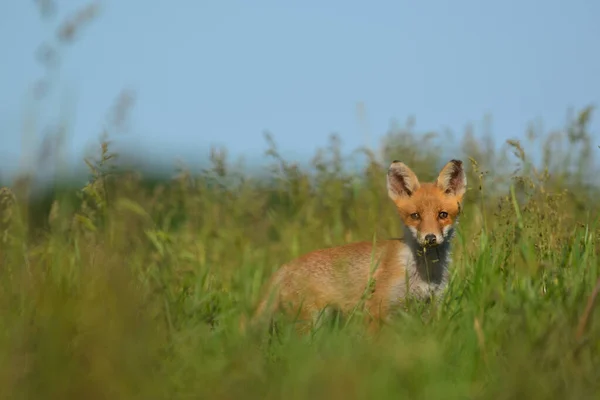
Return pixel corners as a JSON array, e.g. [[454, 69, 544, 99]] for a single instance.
[[1, 112, 600, 399]]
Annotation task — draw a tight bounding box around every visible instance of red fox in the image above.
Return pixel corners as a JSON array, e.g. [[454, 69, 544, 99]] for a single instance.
[[248, 159, 467, 334]]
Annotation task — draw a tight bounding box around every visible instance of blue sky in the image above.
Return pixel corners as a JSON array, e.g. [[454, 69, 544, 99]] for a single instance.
[[1, 0, 599, 178]]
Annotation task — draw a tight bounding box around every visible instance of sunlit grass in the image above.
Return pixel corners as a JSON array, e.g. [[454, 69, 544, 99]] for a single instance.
[[1, 108, 599, 399]]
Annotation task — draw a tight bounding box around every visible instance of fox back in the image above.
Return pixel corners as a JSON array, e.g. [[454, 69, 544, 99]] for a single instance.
[[249, 159, 467, 334]]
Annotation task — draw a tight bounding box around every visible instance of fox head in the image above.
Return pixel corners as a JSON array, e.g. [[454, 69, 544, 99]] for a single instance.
[[387, 159, 467, 248]]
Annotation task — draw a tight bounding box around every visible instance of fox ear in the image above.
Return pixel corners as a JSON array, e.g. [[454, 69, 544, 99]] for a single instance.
[[387, 161, 421, 201], [436, 159, 467, 197]]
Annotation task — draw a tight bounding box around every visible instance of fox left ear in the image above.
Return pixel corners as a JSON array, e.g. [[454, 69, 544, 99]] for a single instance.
[[436, 159, 467, 198]]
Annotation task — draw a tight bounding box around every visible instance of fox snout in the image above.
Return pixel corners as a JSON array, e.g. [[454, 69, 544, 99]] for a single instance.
[[417, 230, 444, 247], [424, 234, 437, 246], [405, 225, 446, 247]]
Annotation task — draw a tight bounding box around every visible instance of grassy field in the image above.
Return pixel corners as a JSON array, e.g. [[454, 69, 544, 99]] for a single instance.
[[1, 110, 600, 399]]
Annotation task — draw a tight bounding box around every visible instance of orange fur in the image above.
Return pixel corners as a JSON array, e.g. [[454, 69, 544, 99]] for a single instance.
[[247, 159, 467, 334]]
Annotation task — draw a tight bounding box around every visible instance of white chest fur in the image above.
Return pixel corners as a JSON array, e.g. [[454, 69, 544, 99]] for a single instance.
[[389, 244, 451, 306]]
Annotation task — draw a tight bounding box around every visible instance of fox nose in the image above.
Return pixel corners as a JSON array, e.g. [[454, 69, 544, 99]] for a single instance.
[[425, 234, 437, 245]]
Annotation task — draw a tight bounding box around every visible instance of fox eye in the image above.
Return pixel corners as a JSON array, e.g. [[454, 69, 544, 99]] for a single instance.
[[438, 211, 448, 219], [410, 213, 420, 220]]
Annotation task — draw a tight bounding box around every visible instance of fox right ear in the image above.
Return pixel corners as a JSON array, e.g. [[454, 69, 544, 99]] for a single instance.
[[387, 161, 421, 201]]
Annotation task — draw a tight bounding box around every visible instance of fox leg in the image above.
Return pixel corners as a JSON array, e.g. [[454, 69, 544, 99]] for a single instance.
[[364, 293, 391, 334]]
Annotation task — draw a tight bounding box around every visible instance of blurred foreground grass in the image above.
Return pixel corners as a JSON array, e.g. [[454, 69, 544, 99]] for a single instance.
[[1, 111, 600, 399]]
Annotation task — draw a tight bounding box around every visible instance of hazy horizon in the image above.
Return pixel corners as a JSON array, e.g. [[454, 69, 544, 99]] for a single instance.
[[1, 0, 599, 180]]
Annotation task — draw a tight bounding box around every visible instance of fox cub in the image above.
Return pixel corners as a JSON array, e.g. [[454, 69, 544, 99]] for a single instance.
[[250, 159, 467, 333]]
